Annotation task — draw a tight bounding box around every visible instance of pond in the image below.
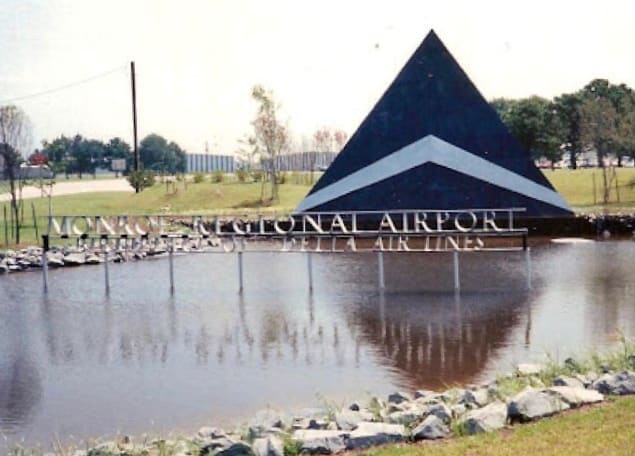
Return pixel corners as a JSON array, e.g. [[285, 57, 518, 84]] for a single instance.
[[0, 241, 634, 449]]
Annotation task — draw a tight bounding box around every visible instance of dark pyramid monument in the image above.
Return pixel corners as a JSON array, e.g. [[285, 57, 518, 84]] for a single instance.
[[296, 30, 572, 216]]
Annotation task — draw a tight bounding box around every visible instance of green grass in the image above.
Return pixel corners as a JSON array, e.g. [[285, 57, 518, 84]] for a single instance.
[[2, 168, 635, 249], [360, 396, 635, 456], [0, 180, 312, 247], [544, 167, 635, 212]]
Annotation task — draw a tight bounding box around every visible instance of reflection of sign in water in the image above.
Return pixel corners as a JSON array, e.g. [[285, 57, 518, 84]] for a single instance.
[[45, 209, 527, 253], [111, 159, 126, 171]]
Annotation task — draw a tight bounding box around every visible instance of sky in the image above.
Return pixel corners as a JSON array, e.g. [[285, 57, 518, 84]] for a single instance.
[[1, 0, 635, 155]]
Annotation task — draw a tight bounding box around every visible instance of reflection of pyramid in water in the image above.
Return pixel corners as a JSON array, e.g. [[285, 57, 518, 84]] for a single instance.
[[296, 30, 572, 217]]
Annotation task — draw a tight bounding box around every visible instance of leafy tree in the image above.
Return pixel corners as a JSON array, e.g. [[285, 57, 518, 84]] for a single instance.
[[581, 79, 635, 166], [553, 93, 583, 169], [167, 141, 187, 173], [68, 135, 104, 178], [250, 85, 290, 202], [577, 84, 623, 204], [41, 135, 72, 175], [139, 134, 186, 174], [103, 137, 133, 171], [0, 105, 32, 244], [491, 96, 564, 164]]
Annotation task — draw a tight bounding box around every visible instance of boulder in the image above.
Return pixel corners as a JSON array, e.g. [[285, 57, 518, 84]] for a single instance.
[[293, 430, 349, 454], [387, 391, 412, 404], [252, 436, 284, 456], [546, 386, 604, 407], [348, 401, 362, 411], [216, 442, 255, 456], [451, 403, 467, 419], [516, 363, 544, 376], [346, 422, 405, 450], [414, 389, 436, 399], [335, 409, 374, 430], [292, 418, 329, 430], [249, 409, 291, 436], [553, 375, 585, 389], [384, 403, 407, 414], [460, 388, 490, 408], [573, 374, 592, 388], [85, 254, 102, 265], [200, 437, 237, 454], [384, 409, 422, 426], [47, 252, 65, 267], [412, 415, 450, 440], [508, 389, 570, 422], [592, 371, 635, 395], [426, 403, 452, 424], [461, 401, 507, 435], [198, 426, 228, 438], [63, 252, 85, 266], [87, 442, 119, 456]]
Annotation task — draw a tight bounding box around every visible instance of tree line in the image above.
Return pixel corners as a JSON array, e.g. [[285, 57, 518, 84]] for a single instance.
[[491, 78, 635, 168], [38, 133, 187, 177]]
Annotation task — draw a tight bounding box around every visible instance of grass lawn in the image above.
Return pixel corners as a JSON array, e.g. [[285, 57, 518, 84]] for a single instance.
[[0, 179, 313, 247], [361, 396, 635, 456], [544, 167, 635, 213], [1, 168, 635, 248]]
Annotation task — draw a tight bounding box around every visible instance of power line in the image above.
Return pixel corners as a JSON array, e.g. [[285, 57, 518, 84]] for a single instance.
[[0, 64, 128, 105]]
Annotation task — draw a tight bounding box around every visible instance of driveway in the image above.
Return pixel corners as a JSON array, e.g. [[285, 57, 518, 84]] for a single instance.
[[0, 178, 133, 202]]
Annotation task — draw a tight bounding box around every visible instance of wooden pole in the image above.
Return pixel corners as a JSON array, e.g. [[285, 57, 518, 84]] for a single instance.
[[42, 234, 49, 293], [31, 202, 39, 242], [9, 202, 13, 242], [3, 205, 7, 248], [131, 61, 140, 193]]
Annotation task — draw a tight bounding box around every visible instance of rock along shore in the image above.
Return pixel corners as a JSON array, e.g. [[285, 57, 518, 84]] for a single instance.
[[0, 240, 203, 274], [30, 354, 635, 456]]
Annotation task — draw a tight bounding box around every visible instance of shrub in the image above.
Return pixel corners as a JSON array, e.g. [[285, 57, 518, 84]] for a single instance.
[[193, 172, 206, 183], [212, 170, 224, 183], [236, 168, 248, 183], [126, 170, 155, 191], [251, 170, 263, 182], [277, 172, 287, 185]]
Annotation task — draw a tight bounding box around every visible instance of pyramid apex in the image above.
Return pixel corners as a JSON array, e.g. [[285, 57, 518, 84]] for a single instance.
[[297, 30, 572, 216]]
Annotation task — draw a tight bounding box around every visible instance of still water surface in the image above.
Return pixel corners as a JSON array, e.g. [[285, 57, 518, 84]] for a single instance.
[[1, 242, 634, 448]]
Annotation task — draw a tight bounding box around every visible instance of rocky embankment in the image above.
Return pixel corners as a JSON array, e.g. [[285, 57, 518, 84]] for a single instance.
[[0, 242, 200, 274], [51, 356, 635, 456]]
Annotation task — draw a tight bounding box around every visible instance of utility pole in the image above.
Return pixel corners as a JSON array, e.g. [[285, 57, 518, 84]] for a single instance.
[[131, 61, 140, 192]]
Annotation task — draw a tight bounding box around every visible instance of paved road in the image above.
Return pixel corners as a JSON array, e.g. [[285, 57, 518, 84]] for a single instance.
[[0, 178, 133, 202]]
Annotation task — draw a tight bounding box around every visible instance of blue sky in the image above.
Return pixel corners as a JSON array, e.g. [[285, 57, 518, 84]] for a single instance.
[[1, 0, 634, 154]]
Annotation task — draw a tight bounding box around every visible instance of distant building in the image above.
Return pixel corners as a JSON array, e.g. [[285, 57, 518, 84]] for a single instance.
[[274, 151, 338, 172], [186, 153, 236, 173]]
